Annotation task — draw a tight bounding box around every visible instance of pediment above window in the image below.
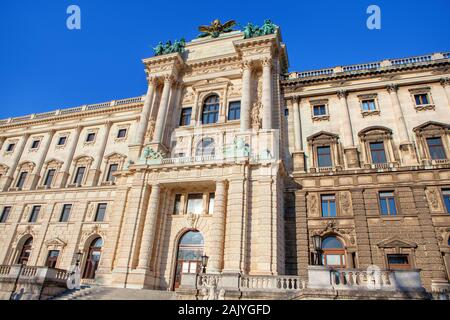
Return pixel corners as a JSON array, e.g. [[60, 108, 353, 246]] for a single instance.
[[73, 155, 94, 166], [377, 236, 418, 249], [358, 126, 392, 141], [0, 163, 9, 175], [45, 237, 67, 248], [45, 158, 63, 168], [18, 161, 36, 172], [104, 152, 127, 162], [307, 131, 339, 144], [413, 121, 450, 137]]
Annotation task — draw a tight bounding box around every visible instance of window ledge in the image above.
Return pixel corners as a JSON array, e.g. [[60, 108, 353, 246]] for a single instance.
[[8, 187, 22, 192], [312, 115, 330, 122], [67, 183, 83, 188], [361, 110, 380, 117], [414, 104, 435, 111], [101, 181, 115, 186]]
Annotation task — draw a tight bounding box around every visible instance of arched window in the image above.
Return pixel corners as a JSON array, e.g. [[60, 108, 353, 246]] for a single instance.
[[18, 237, 33, 265], [196, 138, 215, 157], [201, 95, 219, 124], [173, 231, 204, 290], [321, 236, 346, 267], [83, 237, 103, 279]]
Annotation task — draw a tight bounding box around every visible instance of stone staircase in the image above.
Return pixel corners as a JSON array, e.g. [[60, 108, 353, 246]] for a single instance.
[[51, 286, 177, 300]]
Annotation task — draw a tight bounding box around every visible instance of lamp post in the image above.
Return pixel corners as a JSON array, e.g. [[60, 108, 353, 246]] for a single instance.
[[201, 255, 209, 274], [312, 235, 323, 266], [75, 250, 83, 267]]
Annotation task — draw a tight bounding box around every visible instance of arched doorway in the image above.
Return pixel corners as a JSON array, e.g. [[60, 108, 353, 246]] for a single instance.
[[321, 236, 346, 268], [82, 237, 103, 279], [173, 231, 204, 290], [17, 237, 33, 265]]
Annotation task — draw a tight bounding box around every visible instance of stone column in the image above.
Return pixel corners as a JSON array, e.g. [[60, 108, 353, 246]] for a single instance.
[[386, 84, 410, 144], [1, 133, 29, 191], [56, 125, 82, 188], [137, 184, 161, 270], [240, 62, 252, 131], [86, 121, 112, 186], [261, 58, 273, 130], [152, 75, 172, 144], [337, 90, 359, 168], [29, 130, 56, 190], [291, 97, 306, 172], [207, 180, 228, 273], [440, 78, 450, 106], [0, 136, 5, 151]]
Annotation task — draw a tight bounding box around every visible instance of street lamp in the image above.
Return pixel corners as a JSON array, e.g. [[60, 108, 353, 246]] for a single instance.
[[201, 255, 209, 273], [312, 235, 323, 266], [75, 250, 83, 267]]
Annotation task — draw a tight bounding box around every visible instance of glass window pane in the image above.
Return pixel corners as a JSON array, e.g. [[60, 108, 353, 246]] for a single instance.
[[326, 254, 341, 266], [388, 198, 397, 215], [208, 193, 215, 214], [380, 198, 388, 215], [322, 237, 343, 249], [444, 194, 450, 213], [95, 203, 107, 222], [173, 194, 182, 215], [187, 194, 203, 215], [329, 201, 336, 217], [317, 146, 332, 167]]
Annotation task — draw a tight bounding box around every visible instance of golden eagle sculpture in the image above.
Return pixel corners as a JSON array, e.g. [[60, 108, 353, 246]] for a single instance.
[[198, 19, 236, 38]]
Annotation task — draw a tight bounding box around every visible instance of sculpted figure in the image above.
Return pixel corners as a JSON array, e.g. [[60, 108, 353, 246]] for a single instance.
[[153, 42, 164, 56]]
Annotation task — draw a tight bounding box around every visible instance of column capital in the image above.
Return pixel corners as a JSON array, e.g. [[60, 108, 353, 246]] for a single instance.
[[337, 90, 348, 99], [289, 95, 301, 104], [386, 83, 399, 93], [241, 60, 254, 71], [147, 76, 158, 86], [162, 74, 175, 84], [440, 77, 449, 87], [261, 57, 273, 68]]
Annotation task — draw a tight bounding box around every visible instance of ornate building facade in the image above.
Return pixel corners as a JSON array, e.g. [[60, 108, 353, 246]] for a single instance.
[[0, 22, 449, 299]]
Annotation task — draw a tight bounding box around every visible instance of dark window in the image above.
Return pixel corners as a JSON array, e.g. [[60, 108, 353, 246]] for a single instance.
[[313, 105, 327, 116], [60, 204, 72, 222], [427, 137, 446, 160], [370, 142, 387, 164], [414, 94, 429, 105], [16, 172, 28, 188], [73, 167, 85, 185], [173, 194, 182, 215], [0, 206, 11, 223], [228, 101, 241, 121], [31, 140, 40, 149], [317, 146, 332, 167], [321, 194, 336, 217], [29, 206, 41, 223], [57, 136, 67, 146], [95, 203, 107, 222], [443, 189, 450, 213], [361, 99, 376, 111], [106, 164, 118, 182], [284, 108, 289, 117], [6, 143, 15, 152], [202, 95, 219, 124], [46, 250, 60, 268], [86, 133, 96, 142], [117, 129, 127, 139], [44, 169, 56, 188], [179, 108, 192, 126], [379, 191, 397, 216], [387, 254, 410, 270]]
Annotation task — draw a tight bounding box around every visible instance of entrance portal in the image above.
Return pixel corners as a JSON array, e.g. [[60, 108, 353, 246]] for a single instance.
[[83, 237, 103, 279], [173, 231, 204, 290]]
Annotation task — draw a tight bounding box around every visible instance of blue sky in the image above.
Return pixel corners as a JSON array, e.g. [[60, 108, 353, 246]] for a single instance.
[[0, 0, 449, 119]]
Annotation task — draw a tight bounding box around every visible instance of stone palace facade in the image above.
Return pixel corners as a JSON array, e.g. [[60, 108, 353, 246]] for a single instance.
[[0, 23, 449, 299]]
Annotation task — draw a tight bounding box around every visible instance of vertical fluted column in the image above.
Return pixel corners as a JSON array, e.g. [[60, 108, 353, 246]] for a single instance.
[[292, 97, 303, 151], [440, 78, 450, 106], [153, 75, 172, 144], [240, 62, 252, 131], [387, 84, 410, 144], [2, 133, 29, 191], [262, 58, 273, 130], [207, 180, 228, 273], [137, 184, 160, 270], [133, 77, 156, 145], [29, 130, 55, 189], [57, 125, 82, 188], [337, 90, 354, 147], [86, 121, 112, 186]]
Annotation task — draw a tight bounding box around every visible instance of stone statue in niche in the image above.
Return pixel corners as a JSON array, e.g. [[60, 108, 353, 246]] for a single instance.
[[307, 193, 319, 216], [425, 187, 441, 212], [145, 119, 156, 140], [251, 102, 262, 129]]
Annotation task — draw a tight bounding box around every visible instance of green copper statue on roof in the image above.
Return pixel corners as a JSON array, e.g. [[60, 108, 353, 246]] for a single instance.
[[243, 19, 278, 39], [153, 38, 186, 56]]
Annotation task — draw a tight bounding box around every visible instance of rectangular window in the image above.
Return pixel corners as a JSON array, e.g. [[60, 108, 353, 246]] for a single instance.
[[57, 136, 67, 146], [414, 93, 429, 105], [31, 140, 40, 149], [44, 169, 56, 188], [29, 206, 41, 223], [379, 191, 397, 216], [0, 206, 11, 223], [443, 189, 450, 213], [321, 194, 336, 217], [117, 129, 127, 139], [173, 194, 182, 215], [86, 133, 96, 142], [202, 105, 219, 124], [317, 146, 332, 168], [59, 204, 72, 222], [106, 164, 118, 182], [179, 108, 192, 126], [95, 203, 107, 222], [426, 137, 446, 160], [46, 250, 60, 268], [6, 143, 15, 152], [361, 99, 376, 111], [208, 193, 215, 214], [313, 105, 327, 117], [186, 194, 203, 215], [387, 254, 410, 270], [370, 141, 387, 164], [73, 167, 86, 185], [16, 172, 28, 188], [228, 101, 241, 121], [284, 108, 289, 117]]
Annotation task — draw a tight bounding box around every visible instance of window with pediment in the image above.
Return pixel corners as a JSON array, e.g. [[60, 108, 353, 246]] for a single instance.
[[413, 121, 450, 165], [69, 156, 93, 187], [38, 159, 63, 189], [11, 161, 35, 191], [377, 237, 417, 271], [101, 152, 127, 185], [358, 126, 398, 169], [307, 132, 343, 172], [409, 87, 435, 111]]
